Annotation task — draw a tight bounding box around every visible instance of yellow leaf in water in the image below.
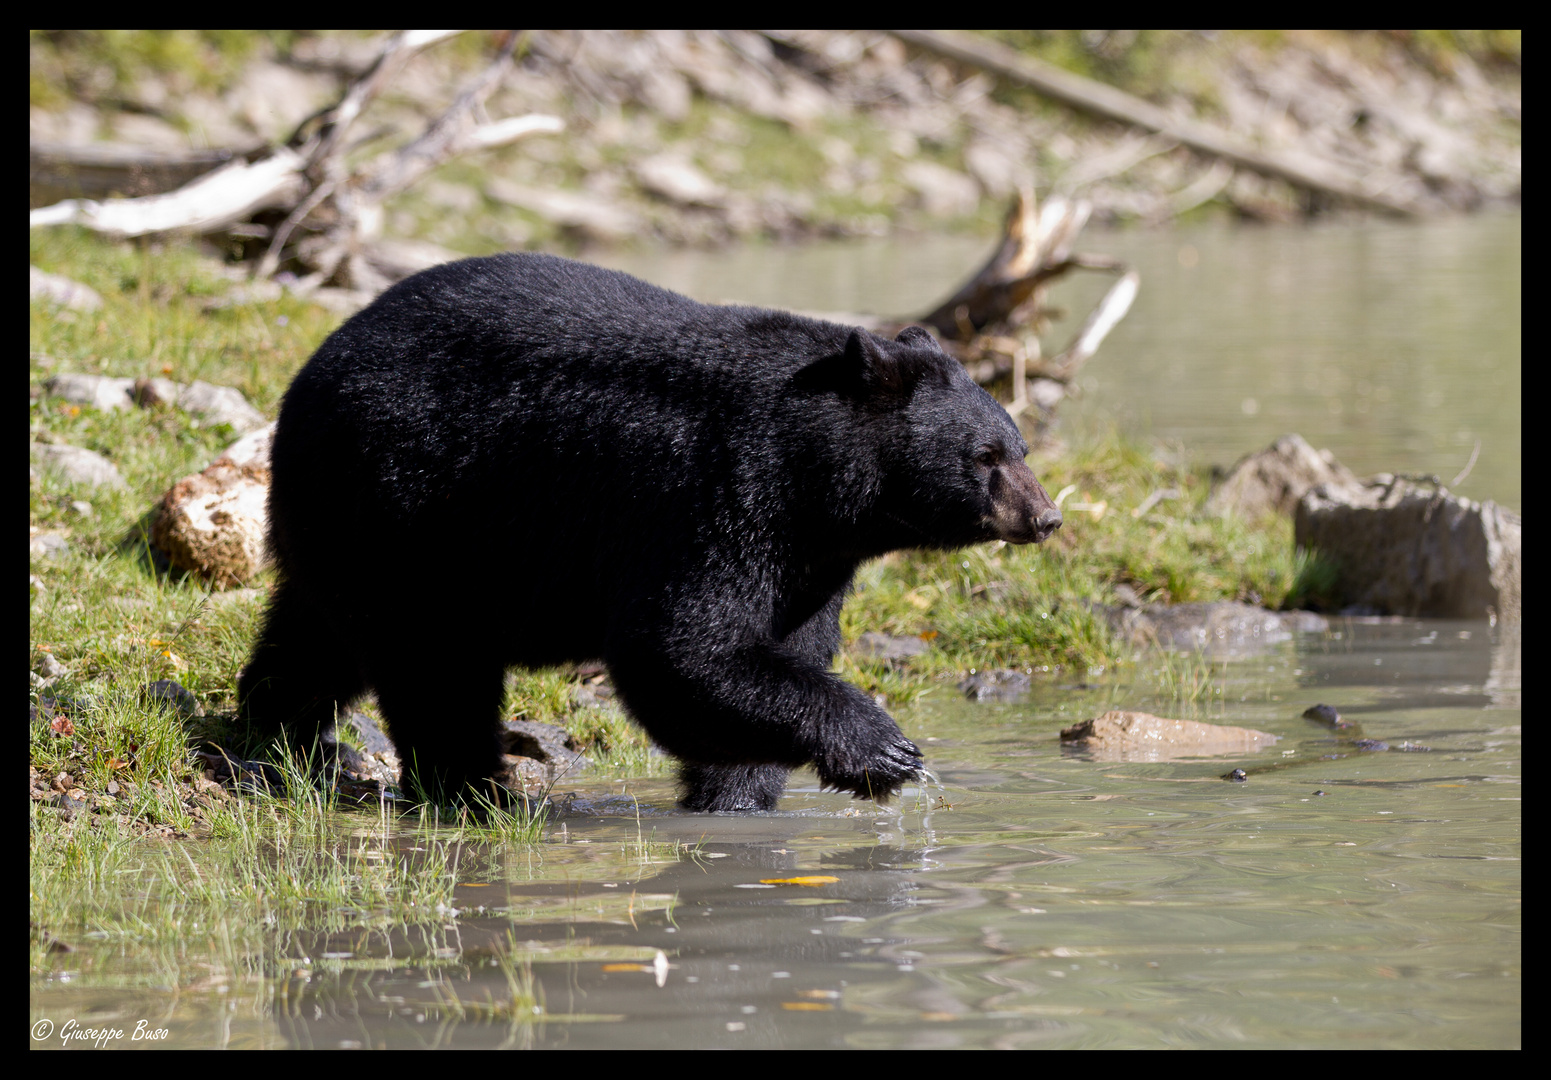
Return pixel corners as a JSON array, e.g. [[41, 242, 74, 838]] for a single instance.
[[758, 876, 839, 886], [781, 1002, 834, 1011], [600, 963, 650, 973]]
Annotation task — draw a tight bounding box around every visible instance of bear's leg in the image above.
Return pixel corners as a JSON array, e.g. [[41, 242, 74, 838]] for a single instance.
[[238, 584, 364, 757], [678, 762, 790, 812], [369, 657, 506, 804], [613, 639, 923, 808]]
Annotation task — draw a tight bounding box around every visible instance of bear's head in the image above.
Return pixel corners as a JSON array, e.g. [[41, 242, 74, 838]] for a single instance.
[[804, 326, 1062, 550]]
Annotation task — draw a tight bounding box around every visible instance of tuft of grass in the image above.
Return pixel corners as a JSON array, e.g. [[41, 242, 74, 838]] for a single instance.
[[1148, 649, 1225, 706], [564, 704, 663, 779], [1283, 546, 1344, 612]]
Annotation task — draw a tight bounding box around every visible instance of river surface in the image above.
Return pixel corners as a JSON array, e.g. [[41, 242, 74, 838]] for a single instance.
[[31, 218, 1519, 1048], [31, 619, 1519, 1048], [595, 211, 1521, 514]]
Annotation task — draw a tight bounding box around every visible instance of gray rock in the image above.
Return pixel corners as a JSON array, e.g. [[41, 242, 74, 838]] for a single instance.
[[30, 266, 104, 311], [963, 139, 1025, 199], [304, 287, 374, 316], [1207, 433, 1362, 521], [32, 652, 67, 688], [959, 668, 1031, 701], [144, 679, 205, 717], [30, 442, 128, 489], [571, 681, 617, 709], [44, 373, 135, 411], [853, 631, 931, 661], [199, 279, 283, 310], [338, 711, 396, 758], [214, 422, 275, 470], [362, 238, 462, 283], [1028, 377, 1067, 412], [1102, 600, 1328, 657], [485, 178, 644, 242], [43, 372, 267, 433], [225, 59, 337, 142], [1295, 477, 1520, 622], [500, 718, 589, 785], [207, 586, 265, 607], [176, 380, 267, 433], [29, 530, 70, 561], [637, 68, 693, 122], [1301, 703, 1353, 728]]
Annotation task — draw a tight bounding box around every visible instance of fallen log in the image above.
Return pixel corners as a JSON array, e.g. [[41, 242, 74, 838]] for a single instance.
[[29, 142, 262, 206], [889, 29, 1426, 217]]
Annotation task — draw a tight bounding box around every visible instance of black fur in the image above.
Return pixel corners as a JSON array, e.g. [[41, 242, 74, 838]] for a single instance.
[[239, 253, 1061, 811]]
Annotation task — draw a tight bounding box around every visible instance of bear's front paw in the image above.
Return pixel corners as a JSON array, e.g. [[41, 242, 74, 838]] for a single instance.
[[815, 725, 925, 803]]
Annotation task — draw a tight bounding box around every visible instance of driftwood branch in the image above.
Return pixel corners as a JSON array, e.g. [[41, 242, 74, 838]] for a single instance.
[[294, 29, 465, 169], [359, 31, 520, 200], [889, 29, 1425, 218], [881, 187, 1137, 422], [1045, 268, 1138, 380], [918, 189, 1090, 338], [28, 149, 308, 237]]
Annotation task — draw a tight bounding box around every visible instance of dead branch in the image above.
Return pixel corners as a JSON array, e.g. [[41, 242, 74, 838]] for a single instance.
[[28, 149, 308, 237], [1044, 268, 1138, 380], [887, 188, 1136, 421], [890, 29, 1426, 217], [293, 29, 466, 170], [918, 189, 1076, 338]]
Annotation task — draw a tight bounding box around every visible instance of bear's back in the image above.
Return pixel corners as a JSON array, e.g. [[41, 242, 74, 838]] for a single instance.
[[314, 253, 840, 380], [271, 254, 864, 540]]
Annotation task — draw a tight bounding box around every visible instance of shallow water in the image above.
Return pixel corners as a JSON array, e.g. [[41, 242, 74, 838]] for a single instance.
[[31, 620, 1520, 1049]]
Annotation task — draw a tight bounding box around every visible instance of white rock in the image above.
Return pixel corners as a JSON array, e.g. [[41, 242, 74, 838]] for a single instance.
[[216, 422, 276, 470], [902, 160, 980, 217], [30, 442, 128, 489], [45, 373, 134, 410], [152, 461, 271, 588], [634, 154, 726, 206], [30, 266, 104, 311]]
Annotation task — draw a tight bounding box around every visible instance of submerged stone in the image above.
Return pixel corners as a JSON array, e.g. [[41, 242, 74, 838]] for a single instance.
[[1061, 710, 1279, 762]]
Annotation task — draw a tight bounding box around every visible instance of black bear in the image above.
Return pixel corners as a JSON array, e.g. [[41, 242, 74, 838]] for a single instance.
[[239, 253, 1061, 811]]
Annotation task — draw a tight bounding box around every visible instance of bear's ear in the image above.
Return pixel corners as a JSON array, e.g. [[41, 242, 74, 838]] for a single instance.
[[792, 329, 918, 402], [894, 325, 941, 352], [845, 327, 908, 396]]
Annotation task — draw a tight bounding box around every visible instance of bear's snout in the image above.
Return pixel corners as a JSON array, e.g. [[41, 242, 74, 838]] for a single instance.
[[990, 461, 1062, 544]]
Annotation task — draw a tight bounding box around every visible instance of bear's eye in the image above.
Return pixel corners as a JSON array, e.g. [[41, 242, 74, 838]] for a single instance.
[[974, 446, 1001, 468]]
